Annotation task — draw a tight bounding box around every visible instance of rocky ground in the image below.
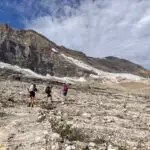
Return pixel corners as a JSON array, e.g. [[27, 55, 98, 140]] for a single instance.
[[0, 79, 150, 150]]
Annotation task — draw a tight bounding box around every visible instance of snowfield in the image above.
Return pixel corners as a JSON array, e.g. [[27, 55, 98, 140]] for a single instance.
[[0, 62, 85, 84], [60, 53, 144, 82], [0, 51, 145, 84]]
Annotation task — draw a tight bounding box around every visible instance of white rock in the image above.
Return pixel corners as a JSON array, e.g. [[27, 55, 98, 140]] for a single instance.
[[41, 139, 46, 144], [35, 137, 41, 143], [37, 114, 46, 122], [66, 146, 72, 150], [71, 145, 76, 149], [108, 144, 118, 150], [57, 111, 62, 115], [51, 133, 62, 142], [65, 145, 76, 150], [43, 130, 48, 135], [88, 142, 96, 147], [63, 113, 68, 118], [51, 143, 60, 150], [66, 120, 73, 125], [82, 113, 91, 118], [65, 144, 68, 147], [56, 116, 62, 120], [51, 145, 55, 150]]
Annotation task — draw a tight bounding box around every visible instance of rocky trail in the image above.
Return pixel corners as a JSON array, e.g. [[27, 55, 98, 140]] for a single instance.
[[0, 106, 49, 150], [0, 80, 150, 150]]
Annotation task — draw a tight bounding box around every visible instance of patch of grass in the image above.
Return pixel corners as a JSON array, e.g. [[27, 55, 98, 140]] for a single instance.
[[118, 147, 128, 150], [93, 137, 106, 144], [116, 114, 124, 119], [8, 97, 14, 102], [51, 119, 85, 141], [0, 112, 8, 117]]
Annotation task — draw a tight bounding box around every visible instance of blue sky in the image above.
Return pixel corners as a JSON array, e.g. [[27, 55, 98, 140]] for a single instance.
[[0, 1, 24, 28], [0, 0, 150, 68], [0, 0, 81, 28]]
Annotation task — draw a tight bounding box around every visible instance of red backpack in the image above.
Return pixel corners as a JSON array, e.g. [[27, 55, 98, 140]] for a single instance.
[[63, 84, 68, 92]]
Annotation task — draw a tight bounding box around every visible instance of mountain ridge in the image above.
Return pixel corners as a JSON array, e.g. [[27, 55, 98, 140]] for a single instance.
[[0, 23, 147, 79]]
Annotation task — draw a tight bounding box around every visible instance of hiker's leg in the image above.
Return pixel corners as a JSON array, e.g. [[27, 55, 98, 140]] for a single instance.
[[28, 92, 31, 107], [28, 96, 31, 107], [31, 97, 33, 106], [49, 93, 52, 102], [61, 93, 64, 104], [46, 96, 48, 103], [62, 92, 66, 101], [32, 92, 36, 107], [63, 95, 67, 102], [65, 92, 67, 101], [62, 95, 67, 104], [28, 100, 31, 107], [50, 95, 52, 102], [31, 97, 35, 107], [48, 96, 52, 103], [65, 95, 67, 101]]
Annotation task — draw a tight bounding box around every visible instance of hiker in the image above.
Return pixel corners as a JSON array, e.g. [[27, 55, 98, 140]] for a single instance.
[[27, 83, 37, 107], [62, 83, 68, 101], [45, 83, 53, 103]]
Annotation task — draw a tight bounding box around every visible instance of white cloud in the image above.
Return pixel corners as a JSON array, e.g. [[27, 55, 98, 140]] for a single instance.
[[24, 0, 150, 68]]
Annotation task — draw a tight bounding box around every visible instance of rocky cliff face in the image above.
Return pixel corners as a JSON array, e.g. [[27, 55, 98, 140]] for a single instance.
[[0, 24, 146, 78], [0, 24, 94, 77], [88, 56, 146, 74]]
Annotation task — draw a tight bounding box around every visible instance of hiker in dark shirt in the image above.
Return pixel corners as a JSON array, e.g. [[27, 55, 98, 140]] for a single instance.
[[45, 83, 53, 103]]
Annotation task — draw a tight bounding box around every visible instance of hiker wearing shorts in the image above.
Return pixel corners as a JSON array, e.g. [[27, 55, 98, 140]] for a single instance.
[[62, 83, 68, 101], [28, 83, 37, 107], [45, 83, 53, 103]]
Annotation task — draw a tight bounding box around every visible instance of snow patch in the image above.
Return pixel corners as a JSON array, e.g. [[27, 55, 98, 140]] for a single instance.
[[90, 74, 100, 79], [61, 53, 104, 75], [52, 48, 59, 53], [60, 53, 144, 82], [0, 62, 86, 84]]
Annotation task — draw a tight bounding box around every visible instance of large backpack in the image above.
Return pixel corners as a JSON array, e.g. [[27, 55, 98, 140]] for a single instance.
[[29, 84, 34, 92], [45, 86, 52, 93], [33, 84, 37, 92], [29, 84, 37, 92]]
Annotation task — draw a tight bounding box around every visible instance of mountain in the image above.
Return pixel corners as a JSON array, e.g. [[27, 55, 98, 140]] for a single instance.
[[0, 24, 94, 77], [0, 24, 147, 79], [88, 56, 145, 74]]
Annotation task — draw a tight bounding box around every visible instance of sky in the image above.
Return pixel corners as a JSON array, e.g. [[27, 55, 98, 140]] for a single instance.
[[0, 0, 150, 68]]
